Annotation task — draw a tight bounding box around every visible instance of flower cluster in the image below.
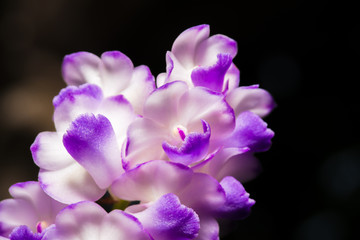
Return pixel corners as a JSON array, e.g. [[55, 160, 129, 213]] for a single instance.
[[0, 25, 275, 240]]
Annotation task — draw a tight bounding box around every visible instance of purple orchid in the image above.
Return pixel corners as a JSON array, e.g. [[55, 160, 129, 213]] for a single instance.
[[123, 80, 236, 169], [111, 160, 254, 240], [43, 198, 199, 240], [62, 51, 155, 114], [31, 84, 136, 204], [0, 24, 276, 240], [0, 182, 66, 239], [157, 24, 239, 94], [123, 80, 274, 180]]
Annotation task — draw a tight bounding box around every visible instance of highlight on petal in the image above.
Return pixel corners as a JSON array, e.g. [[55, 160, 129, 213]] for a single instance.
[[39, 163, 106, 204], [215, 176, 255, 220], [111, 160, 193, 202], [162, 120, 211, 165], [133, 193, 200, 240], [44, 201, 151, 240], [63, 114, 123, 189], [226, 85, 276, 117], [191, 54, 233, 92], [224, 111, 274, 152], [171, 24, 210, 69], [62, 52, 101, 86], [99, 51, 134, 96]]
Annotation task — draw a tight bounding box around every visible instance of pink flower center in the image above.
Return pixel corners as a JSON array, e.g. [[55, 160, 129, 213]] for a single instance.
[[36, 221, 48, 233]]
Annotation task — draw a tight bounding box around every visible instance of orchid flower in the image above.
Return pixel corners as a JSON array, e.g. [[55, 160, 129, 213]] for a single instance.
[[62, 51, 155, 114], [0, 181, 66, 239], [157, 24, 239, 94], [31, 84, 136, 204], [43, 198, 199, 240], [111, 160, 254, 240], [123, 80, 274, 178]]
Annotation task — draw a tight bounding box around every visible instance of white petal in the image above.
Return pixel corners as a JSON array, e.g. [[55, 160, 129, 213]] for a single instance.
[[39, 163, 106, 204], [99, 51, 134, 96], [62, 52, 101, 86], [31, 132, 73, 171]]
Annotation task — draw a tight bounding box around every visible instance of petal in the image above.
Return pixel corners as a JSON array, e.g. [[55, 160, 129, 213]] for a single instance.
[[97, 95, 136, 144], [215, 176, 255, 220], [53, 84, 103, 132], [156, 72, 167, 88], [111, 160, 193, 202], [163, 52, 192, 85], [162, 120, 211, 165], [44, 201, 151, 240], [31, 132, 73, 171], [194, 217, 219, 240], [45, 201, 106, 240], [224, 111, 274, 152], [171, 24, 210, 69], [62, 52, 101, 86], [120, 65, 156, 115], [63, 114, 123, 189], [215, 153, 262, 183], [39, 163, 106, 204], [123, 118, 168, 170], [191, 54, 232, 92], [195, 147, 250, 178], [8, 182, 66, 224], [223, 63, 240, 93], [100, 211, 151, 240], [178, 87, 235, 140], [195, 34, 238, 67], [134, 193, 200, 240], [99, 51, 134, 96], [226, 85, 276, 118], [143, 81, 188, 125], [179, 173, 226, 214]]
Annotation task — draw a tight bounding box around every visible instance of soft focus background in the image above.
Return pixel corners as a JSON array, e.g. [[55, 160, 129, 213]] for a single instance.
[[0, 0, 358, 239]]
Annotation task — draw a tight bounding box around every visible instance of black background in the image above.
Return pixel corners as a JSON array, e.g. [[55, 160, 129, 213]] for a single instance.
[[0, 0, 359, 239]]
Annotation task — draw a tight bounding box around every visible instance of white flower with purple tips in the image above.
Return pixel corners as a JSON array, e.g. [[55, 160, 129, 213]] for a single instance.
[[157, 24, 239, 94], [31, 83, 136, 204], [62, 50, 155, 114], [0, 181, 66, 240]]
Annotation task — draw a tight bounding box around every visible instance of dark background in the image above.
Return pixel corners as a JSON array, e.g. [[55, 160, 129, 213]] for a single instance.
[[0, 0, 359, 239]]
